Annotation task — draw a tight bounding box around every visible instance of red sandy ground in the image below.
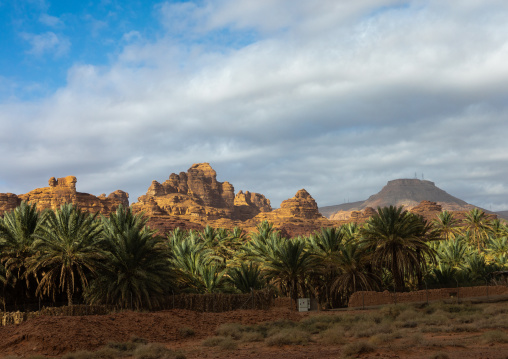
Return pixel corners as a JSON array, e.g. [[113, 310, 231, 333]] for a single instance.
[[1, 306, 508, 359]]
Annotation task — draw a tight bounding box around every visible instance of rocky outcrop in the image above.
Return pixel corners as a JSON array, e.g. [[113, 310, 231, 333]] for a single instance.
[[0, 176, 128, 215], [132, 163, 236, 220], [277, 189, 323, 219], [233, 190, 272, 220], [409, 200, 443, 221], [330, 207, 376, 222], [254, 189, 324, 223]]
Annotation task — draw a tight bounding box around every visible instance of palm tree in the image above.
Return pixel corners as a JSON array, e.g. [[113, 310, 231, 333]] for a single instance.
[[432, 210, 461, 240], [0, 202, 46, 294], [360, 206, 437, 292], [256, 237, 318, 309], [199, 263, 228, 293], [436, 236, 470, 270], [86, 205, 172, 309], [28, 204, 103, 306], [342, 223, 361, 241], [331, 242, 379, 300], [463, 208, 492, 253], [308, 227, 345, 307], [489, 219, 508, 239], [487, 236, 508, 258], [227, 262, 266, 293], [169, 232, 217, 293]]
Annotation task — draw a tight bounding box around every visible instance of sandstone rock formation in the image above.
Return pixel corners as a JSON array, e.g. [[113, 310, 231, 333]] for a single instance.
[[0, 193, 22, 215], [0, 176, 128, 216], [330, 207, 376, 222], [254, 189, 325, 223], [233, 190, 272, 220], [409, 200, 443, 221], [132, 163, 270, 221], [277, 189, 323, 219]]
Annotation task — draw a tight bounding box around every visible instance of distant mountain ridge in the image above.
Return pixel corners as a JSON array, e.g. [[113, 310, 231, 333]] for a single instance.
[[320, 178, 477, 220]]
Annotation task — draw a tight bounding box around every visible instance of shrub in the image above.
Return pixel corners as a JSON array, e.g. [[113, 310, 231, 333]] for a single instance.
[[202, 336, 227, 347], [133, 343, 185, 359], [266, 328, 311, 346], [320, 325, 345, 345], [341, 340, 376, 358], [218, 337, 238, 350], [240, 331, 264, 343], [178, 327, 195, 338], [481, 330, 508, 344], [215, 323, 245, 339], [369, 333, 397, 345]]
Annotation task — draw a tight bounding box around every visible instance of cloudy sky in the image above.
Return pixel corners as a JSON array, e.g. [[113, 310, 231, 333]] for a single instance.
[[1, 0, 508, 211]]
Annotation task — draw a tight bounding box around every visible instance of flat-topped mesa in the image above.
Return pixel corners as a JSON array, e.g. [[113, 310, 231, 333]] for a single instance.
[[275, 189, 323, 219], [233, 190, 272, 220], [132, 163, 236, 220], [0, 176, 129, 215]]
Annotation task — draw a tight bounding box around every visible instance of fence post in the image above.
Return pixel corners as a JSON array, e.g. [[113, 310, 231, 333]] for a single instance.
[[362, 292, 365, 310]]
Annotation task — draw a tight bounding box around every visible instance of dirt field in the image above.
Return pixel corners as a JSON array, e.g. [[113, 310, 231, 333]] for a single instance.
[[1, 302, 508, 359]]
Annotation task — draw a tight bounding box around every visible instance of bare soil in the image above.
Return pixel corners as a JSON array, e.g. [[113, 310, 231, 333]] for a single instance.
[[1, 304, 508, 359]]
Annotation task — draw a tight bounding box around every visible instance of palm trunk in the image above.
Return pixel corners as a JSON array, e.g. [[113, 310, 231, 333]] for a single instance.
[[392, 250, 404, 292], [67, 285, 73, 306]]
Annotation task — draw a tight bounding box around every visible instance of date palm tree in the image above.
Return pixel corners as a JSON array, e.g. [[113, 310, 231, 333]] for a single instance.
[[227, 262, 266, 293], [432, 210, 461, 240], [360, 206, 437, 292], [332, 242, 379, 300], [463, 208, 492, 253], [0, 202, 46, 290], [436, 236, 470, 270], [28, 203, 103, 306], [86, 205, 172, 309], [309, 227, 345, 307], [257, 237, 318, 309]]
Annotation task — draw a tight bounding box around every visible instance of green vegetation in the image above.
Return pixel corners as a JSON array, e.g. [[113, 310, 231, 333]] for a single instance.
[[0, 202, 507, 310]]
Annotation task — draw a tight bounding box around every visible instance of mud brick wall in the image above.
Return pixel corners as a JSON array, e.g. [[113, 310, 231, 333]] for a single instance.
[[348, 285, 508, 308]]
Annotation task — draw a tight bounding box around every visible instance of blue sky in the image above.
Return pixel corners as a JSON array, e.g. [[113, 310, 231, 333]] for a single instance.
[[1, 0, 508, 211]]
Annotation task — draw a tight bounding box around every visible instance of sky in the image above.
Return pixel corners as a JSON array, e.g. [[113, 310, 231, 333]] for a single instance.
[[1, 0, 508, 211]]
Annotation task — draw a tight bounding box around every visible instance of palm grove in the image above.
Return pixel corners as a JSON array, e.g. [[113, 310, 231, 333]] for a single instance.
[[0, 202, 506, 311]]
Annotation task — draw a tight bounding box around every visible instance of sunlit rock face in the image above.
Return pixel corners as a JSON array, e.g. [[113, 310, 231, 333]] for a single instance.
[[0, 176, 128, 215], [132, 163, 258, 220]]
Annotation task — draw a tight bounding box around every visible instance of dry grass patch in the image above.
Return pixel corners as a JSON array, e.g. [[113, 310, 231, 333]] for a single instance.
[[320, 325, 346, 345], [265, 328, 311, 346], [481, 330, 508, 344], [341, 340, 376, 358]]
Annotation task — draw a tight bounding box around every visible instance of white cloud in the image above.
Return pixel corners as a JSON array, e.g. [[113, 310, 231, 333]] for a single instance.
[[39, 13, 63, 27], [21, 31, 70, 57], [2, 0, 508, 211]]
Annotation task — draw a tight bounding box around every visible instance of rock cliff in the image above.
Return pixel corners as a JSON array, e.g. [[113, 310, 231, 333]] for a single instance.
[[132, 163, 270, 221], [233, 190, 272, 220], [0, 176, 128, 215], [409, 200, 443, 221]]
